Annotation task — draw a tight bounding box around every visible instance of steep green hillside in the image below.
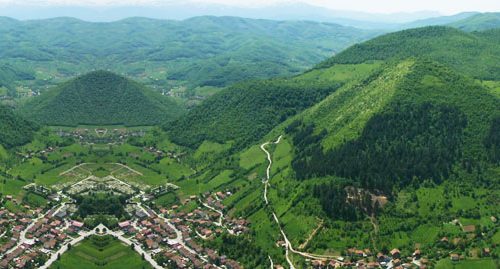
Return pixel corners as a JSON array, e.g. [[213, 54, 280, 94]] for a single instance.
[[0, 105, 37, 148], [317, 26, 500, 80], [20, 71, 183, 126], [0, 16, 378, 93], [288, 60, 499, 192], [448, 12, 500, 31], [167, 79, 339, 149], [215, 60, 499, 266], [166, 61, 385, 150]]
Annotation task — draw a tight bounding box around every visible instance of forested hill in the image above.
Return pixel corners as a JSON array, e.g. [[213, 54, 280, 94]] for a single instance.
[[448, 12, 500, 31], [0, 64, 35, 95], [288, 59, 499, 193], [166, 78, 340, 149], [20, 71, 183, 126], [0, 16, 378, 91], [316, 26, 500, 80], [0, 105, 37, 148]]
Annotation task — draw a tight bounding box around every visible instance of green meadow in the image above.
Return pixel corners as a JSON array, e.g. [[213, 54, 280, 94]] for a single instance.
[[50, 235, 152, 269]]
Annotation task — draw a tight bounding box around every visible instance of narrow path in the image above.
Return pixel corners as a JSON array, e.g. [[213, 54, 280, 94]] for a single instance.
[[260, 136, 295, 269], [299, 219, 323, 250], [59, 162, 92, 176], [260, 135, 282, 205], [113, 163, 143, 176], [268, 256, 274, 269], [199, 200, 225, 228], [139, 203, 218, 267], [260, 135, 339, 269], [369, 214, 379, 251]]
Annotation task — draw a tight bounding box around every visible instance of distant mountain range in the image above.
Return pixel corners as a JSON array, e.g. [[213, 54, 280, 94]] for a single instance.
[[0, 2, 486, 28], [0, 16, 379, 98]]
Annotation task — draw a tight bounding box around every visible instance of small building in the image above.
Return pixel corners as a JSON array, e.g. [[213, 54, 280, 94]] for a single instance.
[[118, 221, 131, 229], [390, 248, 401, 258], [72, 221, 84, 229], [462, 225, 476, 233]]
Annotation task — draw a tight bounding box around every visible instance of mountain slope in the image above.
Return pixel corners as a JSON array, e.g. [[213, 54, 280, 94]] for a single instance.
[[287, 59, 499, 192], [166, 78, 340, 149], [167, 59, 387, 150], [185, 58, 499, 264], [20, 71, 183, 126], [402, 12, 478, 29], [0, 64, 35, 96], [448, 12, 500, 31], [0, 105, 37, 148], [0, 16, 378, 92], [317, 26, 500, 80]]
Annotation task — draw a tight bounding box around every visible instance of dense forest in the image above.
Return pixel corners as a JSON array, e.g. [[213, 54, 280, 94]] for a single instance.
[[20, 71, 184, 126], [317, 26, 500, 80], [312, 181, 368, 221], [287, 60, 499, 193], [75, 194, 128, 218], [289, 102, 467, 192], [167, 78, 340, 149], [0, 104, 37, 148], [0, 16, 378, 92], [448, 12, 500, 31], [485, 116, 500, 163]]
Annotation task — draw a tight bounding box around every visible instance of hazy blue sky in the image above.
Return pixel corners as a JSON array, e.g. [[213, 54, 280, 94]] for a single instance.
[[0, 0, 498, 14]]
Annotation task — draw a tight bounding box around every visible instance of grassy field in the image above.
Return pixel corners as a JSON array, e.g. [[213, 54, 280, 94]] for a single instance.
[[435, 258, 497, 269], [151, 157, 193, 180], [50, 235, 152, 269]]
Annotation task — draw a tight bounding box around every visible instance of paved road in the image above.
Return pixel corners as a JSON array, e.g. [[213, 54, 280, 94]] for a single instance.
[[104, 225, 164, 269], [199, 200, 235, 235], [39, 229, 94, 269], [139, 203, 213, 264], [2, 202, 65, 257]]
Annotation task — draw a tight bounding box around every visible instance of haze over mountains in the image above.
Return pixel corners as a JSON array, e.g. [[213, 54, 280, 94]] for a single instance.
[[0, 3, 499, 268], [0, 16, 378, 99], [0, 2, 443, 24], [0, 1, 494, 30]]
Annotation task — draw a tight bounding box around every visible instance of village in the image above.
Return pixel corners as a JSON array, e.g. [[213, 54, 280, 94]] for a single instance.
[[0, 181, 248, 269], [0, 138, 495, 269]]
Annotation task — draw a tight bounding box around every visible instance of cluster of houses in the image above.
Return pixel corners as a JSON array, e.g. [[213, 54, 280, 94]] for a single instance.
[[307, 248, 427, 269], [55, 128, 146, 144], [113, 191, 247, 268], [17, 147, 56, 161], [0, 204, 87, 269], [0, 208, 43, 269], [144, 146, 185, 160], [0, 208, 55, 269]]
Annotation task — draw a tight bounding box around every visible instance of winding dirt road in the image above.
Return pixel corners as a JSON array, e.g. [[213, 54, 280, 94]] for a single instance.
[[260, 135, 339, 268]]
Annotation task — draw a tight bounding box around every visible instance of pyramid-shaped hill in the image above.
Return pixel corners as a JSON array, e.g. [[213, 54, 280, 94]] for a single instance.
[[285, 59, 500, 191], [21, 71, 184, 126]]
